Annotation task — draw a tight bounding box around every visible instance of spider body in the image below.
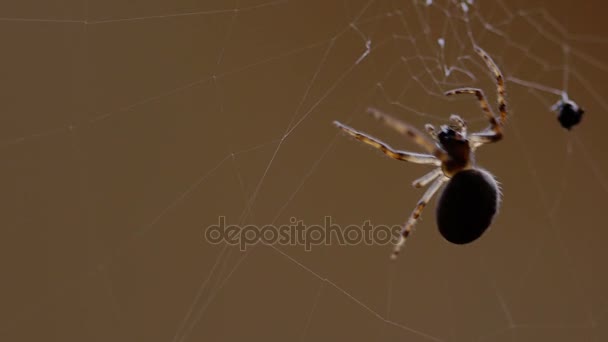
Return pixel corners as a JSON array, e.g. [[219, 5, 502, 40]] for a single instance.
[[436, 169, 499, 244], [334, 46, 508, 260]]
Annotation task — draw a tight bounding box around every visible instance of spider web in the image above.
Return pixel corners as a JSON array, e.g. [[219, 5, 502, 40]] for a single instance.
[[1, 0, 608, 341]]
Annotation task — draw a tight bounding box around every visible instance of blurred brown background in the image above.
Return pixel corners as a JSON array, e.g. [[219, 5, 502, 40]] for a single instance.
[[1, 0, 607, 341]]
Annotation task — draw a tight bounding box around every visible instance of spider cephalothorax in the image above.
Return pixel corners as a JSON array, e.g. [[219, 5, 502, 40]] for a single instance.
[[334, 46, 507, 260], [435, 120, 473, 176]]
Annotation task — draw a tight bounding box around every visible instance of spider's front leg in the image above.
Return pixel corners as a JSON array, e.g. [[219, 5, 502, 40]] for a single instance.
[[366, 107, 447, 161], [444, 88, 500, 136], [474, 46, 508, 125], [333, 121, 441, 165], [444, 88, 503, 146], [424, 124, 437, 140]]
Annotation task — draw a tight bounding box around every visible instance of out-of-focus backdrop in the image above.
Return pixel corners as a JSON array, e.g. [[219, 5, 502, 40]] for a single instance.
[[1, 0, 607, 341]]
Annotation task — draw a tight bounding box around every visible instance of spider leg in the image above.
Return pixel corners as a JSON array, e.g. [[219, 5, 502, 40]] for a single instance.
[[424, 124, 438, 140], [412, 168, 442, 188], [391, 176, 447, 260], [444, 88, 500, 137], [474, 46, 508, 125], [366, 107, 447, 160], [469, 130, 502, 146], [333, 121, 441, 165]]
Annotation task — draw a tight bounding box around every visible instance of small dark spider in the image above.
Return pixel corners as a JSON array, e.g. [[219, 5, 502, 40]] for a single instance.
[[334, 46, 506, 260], [551, 96, 584, 130]]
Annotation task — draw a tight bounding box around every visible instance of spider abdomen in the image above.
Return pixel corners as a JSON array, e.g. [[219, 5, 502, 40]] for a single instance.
[[436, 169, 500, 244]]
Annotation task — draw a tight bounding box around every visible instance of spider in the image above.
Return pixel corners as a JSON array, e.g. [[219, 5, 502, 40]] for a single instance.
[[334, 46, 506, 260]]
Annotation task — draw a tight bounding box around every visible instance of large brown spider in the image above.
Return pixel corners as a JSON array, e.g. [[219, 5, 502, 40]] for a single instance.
[[334, 46, 506, 260]]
